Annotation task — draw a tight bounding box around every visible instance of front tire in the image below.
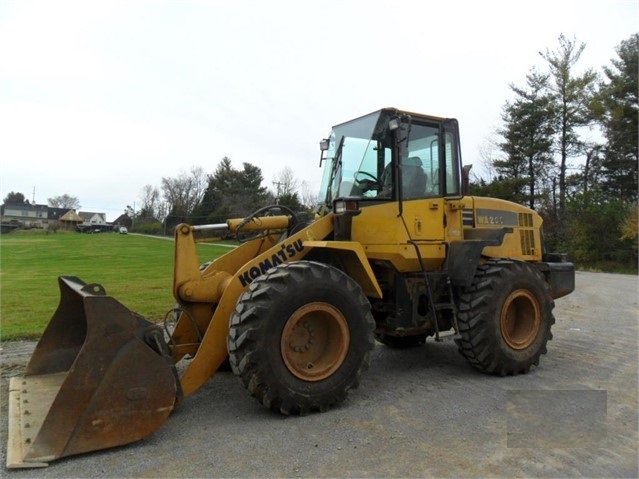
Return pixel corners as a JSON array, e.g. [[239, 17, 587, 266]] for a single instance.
[[228, 261, 375, 415], [456, 259, 555, 375]]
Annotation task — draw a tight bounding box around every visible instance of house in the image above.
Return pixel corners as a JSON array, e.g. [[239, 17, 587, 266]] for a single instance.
[[0, 203, 110, 231], [78, 211, 107, 227], [77, 211, 111, 232], [112, 213, 133, 229], [48, 207, 72, 222], [0, 203, 49, 228]]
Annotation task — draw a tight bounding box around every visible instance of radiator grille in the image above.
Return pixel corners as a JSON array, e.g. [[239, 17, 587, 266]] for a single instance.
[[519, 212, 533, 227], [520, 229, 536, 256]]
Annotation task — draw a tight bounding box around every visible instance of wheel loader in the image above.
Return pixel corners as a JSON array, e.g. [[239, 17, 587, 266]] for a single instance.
[[6, 107, 575, 468]]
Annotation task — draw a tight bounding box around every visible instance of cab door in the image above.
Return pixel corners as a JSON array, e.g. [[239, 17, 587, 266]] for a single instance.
[[399, 119, 461, 243]]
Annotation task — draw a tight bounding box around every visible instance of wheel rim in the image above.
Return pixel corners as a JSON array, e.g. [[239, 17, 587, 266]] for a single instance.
[[281, 302, 350, 381], [500, 289, 541, 350]]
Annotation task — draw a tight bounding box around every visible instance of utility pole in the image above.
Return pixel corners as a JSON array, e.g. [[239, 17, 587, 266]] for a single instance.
[[272, 181, 283, 204]]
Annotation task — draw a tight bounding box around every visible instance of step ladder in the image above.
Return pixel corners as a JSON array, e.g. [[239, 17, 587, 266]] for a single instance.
[[409, 241, 461, 342]]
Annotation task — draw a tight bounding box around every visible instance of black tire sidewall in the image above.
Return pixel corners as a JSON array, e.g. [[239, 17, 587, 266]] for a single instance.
[[457, 260, 555, 374], [486, 264, 552, 364], [265, 275, 369, 395], [231, 261, 374, 412]]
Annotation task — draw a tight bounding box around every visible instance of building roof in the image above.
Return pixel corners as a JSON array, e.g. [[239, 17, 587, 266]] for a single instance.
[[113, 213, 132, 226], [78, 212, 106, 221], [1, 203, 48, 214], [60, 210, 84, 222], [48, 207, 71, 220]]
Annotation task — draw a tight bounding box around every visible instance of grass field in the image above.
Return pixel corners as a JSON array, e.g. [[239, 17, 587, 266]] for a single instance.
[[0, 230, 230, 340]]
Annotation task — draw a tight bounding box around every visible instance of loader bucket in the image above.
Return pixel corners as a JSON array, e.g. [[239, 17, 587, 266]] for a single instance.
[[7, 276, 178, 468]]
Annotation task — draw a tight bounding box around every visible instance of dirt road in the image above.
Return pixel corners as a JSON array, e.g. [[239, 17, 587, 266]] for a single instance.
[[1, 271, 637, 478]]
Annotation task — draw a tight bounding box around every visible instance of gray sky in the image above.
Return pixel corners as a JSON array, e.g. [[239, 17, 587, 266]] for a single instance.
[[1, 0, 637, 222]]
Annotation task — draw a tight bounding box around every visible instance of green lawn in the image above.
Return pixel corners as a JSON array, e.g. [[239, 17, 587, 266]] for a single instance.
[[0, 230, 229, 340]]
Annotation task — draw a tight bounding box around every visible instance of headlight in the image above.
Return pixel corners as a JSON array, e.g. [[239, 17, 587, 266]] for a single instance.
[[334, 199, 360, 214]]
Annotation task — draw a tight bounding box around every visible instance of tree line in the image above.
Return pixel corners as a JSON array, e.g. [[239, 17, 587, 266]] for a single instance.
[[128, 159, 316, 234], [471, 33, 637, 272], [3, 192, 82, 210]]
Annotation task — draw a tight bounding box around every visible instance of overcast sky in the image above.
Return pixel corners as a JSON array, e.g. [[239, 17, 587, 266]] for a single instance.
[[1, 0, 637, 222]]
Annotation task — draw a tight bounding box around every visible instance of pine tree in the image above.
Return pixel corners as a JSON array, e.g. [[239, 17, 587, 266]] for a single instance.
[[594, 33, 639, 201], [540, 34, 598, 217], [497, 68, 556, 210]]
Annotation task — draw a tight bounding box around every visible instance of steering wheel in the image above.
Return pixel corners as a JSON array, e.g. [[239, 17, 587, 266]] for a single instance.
[[353, 170, 382, 191]]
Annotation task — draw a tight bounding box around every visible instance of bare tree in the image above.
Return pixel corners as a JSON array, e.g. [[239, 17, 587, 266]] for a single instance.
[[272, 167, 299, 199], [161, 167, 207, 224], [48, 194, 81, 210], [138, 184, 164, 220], [299, 180, 319, 209]]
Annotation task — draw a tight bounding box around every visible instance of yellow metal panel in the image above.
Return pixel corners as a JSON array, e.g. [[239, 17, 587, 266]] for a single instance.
[[302, 240, 382, 298], [350, 202, 402, 245], [445, 197, 469, 241], [466, 196, 544, 261]]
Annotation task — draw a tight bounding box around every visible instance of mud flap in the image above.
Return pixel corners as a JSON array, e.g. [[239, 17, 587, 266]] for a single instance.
[[6, 276, 178, 468]]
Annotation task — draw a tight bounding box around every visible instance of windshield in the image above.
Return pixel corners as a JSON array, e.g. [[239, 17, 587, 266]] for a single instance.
[[318, 110, 394, 205]]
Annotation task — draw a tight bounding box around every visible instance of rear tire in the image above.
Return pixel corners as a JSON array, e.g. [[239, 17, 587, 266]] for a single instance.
[[228, 261, 375, 415], [456, 259, 555, 375]]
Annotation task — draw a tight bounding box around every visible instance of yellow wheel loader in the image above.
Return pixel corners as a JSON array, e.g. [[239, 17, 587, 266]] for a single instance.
[[7, 108, 575, 468]]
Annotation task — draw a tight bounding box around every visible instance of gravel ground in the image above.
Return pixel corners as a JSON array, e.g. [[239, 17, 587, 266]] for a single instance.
[[1, 271, 637, 478]]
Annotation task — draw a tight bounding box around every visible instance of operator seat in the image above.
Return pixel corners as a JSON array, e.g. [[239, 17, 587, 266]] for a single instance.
[[403, 157, 427, 199]]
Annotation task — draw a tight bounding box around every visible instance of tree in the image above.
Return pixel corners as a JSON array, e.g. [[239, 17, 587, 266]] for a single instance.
[[496, 68, 556, 210], [238, 162, 269, 212], [272, 167, 302, 209], [3, 191, 27, 204], [138, 184, 165, 221], [194, 157, 238, 224], [299, 180, 320, 210], [48, 194, 81, 210], [593, 33, 639, 202], [540, 34, 598, 217], [621, 205, 638, 242], [161, 166, 207, 229], [272, 167, 299, 198], [192, 157, 269, 225], [559, 140, 606, 207], [565, 191, 635, 265], [124, 205, 135, 218]]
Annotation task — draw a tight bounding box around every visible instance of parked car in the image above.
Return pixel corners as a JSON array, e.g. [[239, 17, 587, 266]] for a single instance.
[[119, 227, 128, 234]]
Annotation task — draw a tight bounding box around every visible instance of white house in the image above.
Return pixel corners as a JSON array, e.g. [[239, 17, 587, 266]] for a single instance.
[[78, 212, 107, 226]]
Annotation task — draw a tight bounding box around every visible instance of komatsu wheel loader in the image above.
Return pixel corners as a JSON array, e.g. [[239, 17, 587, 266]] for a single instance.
[[7, 108, 575, 468]]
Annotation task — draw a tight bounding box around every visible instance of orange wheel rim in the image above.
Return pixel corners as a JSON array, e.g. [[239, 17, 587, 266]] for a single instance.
[[281, 302, 350, 381], [500, 289, 541, 350]]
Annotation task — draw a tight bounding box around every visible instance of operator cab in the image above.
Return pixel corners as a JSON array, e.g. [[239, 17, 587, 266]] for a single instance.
[[318, 108, 463, 209]]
